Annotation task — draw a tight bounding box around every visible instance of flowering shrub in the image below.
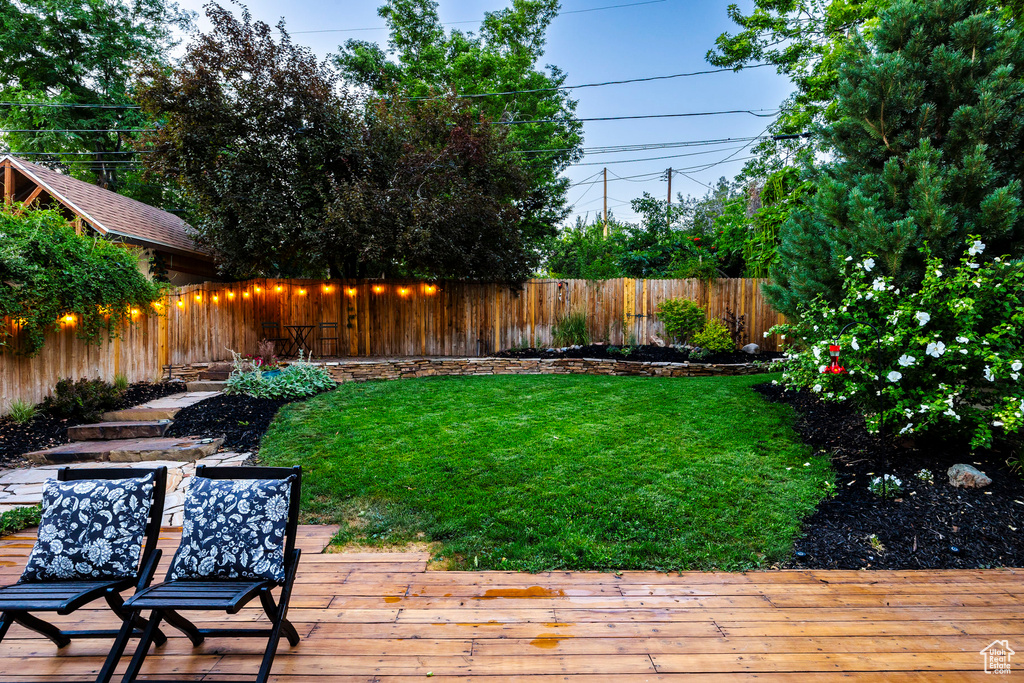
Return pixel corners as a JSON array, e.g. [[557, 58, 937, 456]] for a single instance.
[[225, 350, 334, 400], [771, 238, 1024, 449], [868, 475, 903, 499]]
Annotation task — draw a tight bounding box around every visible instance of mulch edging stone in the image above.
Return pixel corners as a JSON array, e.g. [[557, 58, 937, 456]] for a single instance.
[[756, 382, 1024, 569]]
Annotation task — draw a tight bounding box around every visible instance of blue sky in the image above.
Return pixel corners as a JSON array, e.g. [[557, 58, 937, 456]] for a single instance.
[[175, 0, 795, 225]]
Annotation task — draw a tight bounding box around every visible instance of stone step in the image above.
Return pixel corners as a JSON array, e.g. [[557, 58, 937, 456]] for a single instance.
[[186, 381, 227, 392], [68, 420, 172, 441], [25, 437, 224, 465], [101, 391, 220, 422], [197, 370, 230, 381]]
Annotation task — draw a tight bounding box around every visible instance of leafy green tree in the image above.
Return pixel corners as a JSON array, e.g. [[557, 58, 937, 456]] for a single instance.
[[765, 0, 1024, 317], [335, 0, 583, 250], [0, 206, 163, 356], [543, 216, 622, 279], [0, 0, 192, 195]]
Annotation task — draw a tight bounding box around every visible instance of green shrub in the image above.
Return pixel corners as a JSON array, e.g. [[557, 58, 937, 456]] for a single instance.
[[113, 373, 129, 393], [552, 310, 590, 346], [0, 505, 41, 538], [655, 298, 706, 343], [693, 319, 734, 353], [6, 399, 36, 424], [0, 207, 164, 356], [772, 238, 1024, 450], [43, 377, 123, 422], [225, 351, 335, 400]]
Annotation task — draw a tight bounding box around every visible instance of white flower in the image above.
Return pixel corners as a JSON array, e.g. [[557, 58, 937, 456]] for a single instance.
[[898, 354, 916, 367], [813, 384, 823, 393], [968, 262, 980, 269], [899, 423, 914, 435], [915, 311, 930, 327], [872, 277, 886, 291], [925, 341, 946, 357], [956, 336, 969, 343], [850, 337, 860, 351], [944, 408, 960, 421], [919, 404, 930, 413], [845, 256, 853, 262], [812, 346, 821, 360], [863, 257, 876, 271], [935, 269, 942, 277], [984, 366, 995, 382], [887, 370, 903, 383], [968, 240, 986, 256], [763, 331, 770, 338], [1012, 361, 1022, 372], [993, 420, 1004, 427], [959, 349, 968, 355], [1013, 373, 1020, 381], [771, 380, 779, 385], [819, 365, 827, 373]]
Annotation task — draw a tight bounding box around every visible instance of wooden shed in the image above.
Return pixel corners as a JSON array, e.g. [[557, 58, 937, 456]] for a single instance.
[[1, 154, 218, 285]]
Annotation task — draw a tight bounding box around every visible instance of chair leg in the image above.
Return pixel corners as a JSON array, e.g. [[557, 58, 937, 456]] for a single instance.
[[119, 609, 164, 683], [11, 611, 72, 648], [162, 609, 204, 647], [106, 592, 167, 647], [0, 612, 13, 644], [95, 614, 137, 683], [260, 590, 299, 647]]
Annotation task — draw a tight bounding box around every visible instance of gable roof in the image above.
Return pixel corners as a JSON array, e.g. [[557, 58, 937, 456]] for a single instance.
[[1, 155, 208, 258]]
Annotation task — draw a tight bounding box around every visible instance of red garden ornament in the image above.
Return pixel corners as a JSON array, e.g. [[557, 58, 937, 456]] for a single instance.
[[822, 344, 847, 375]]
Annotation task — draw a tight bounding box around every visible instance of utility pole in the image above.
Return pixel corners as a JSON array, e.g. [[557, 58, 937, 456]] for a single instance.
[[666, 167, 672, 229], [603, 167, 608, 237]]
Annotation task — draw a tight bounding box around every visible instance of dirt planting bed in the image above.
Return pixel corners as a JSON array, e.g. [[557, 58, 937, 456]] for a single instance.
[[165, 393, 295, 453], [495, 343, 782, 365], [756, 382, 1024, 569]]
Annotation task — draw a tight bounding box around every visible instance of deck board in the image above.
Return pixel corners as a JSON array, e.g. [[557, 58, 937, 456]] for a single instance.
[[0, 526, 1020, 681]]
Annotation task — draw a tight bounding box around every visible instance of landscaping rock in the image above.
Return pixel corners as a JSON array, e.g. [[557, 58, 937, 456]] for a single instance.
[[947, 463, 992, 488], [742, 343, 761, 355]]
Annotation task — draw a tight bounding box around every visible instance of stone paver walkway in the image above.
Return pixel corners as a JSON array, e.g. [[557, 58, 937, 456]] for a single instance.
[[0, 450, 251, 525]]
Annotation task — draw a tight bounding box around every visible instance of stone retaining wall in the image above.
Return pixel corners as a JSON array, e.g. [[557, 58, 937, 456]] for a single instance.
[[169, 357, 778, 384]]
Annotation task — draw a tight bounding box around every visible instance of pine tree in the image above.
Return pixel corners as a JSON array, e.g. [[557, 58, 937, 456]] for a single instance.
[[765, 0, 1024, 317]]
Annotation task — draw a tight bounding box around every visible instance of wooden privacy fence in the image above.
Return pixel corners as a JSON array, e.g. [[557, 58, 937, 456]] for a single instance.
[[1, 278, 784, 413]]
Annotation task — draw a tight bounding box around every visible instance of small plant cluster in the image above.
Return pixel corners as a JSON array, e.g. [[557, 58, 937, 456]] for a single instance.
[[5, 399, 37, 424], [224, 350, 335, 400], [771, 238, 1024, 449], [0, 505, 42, 538], [42, 376, 128, 422], [552, 310, 590, 347], [655, 298, 737, 355], [868, 474, 903, 499]]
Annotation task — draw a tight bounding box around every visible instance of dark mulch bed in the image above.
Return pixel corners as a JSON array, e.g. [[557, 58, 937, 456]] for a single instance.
[[165, 394, 293, 453], [495, 343, 783, 365], [0, 381, 187, 467], [755, 382, 1024, 569]]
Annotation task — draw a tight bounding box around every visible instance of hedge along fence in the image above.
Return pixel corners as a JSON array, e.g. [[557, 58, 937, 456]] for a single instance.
[[0, 278, 785, 414]]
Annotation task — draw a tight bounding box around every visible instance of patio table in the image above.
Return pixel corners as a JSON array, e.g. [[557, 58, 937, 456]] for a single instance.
[[283, 324, 315, 357]]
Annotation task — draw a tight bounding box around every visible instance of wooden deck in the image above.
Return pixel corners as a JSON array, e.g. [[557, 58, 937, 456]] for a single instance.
[[0, 526, 1020, 681]]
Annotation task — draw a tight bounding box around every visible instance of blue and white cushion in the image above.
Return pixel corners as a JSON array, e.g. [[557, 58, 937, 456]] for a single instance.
[[170, 477, 293, 583], [21, 473, 155, 582]]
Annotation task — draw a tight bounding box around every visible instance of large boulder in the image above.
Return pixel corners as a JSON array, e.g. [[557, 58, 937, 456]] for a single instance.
[[741, 343, 760, 355], [947, 464, 992, 488]]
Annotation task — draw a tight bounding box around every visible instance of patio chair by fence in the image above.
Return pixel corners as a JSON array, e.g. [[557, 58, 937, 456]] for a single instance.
[[105, 465, 303, 683], [319, 322, 339, 356], [0, 467, 168, 652], [260, 322, 287, 356]]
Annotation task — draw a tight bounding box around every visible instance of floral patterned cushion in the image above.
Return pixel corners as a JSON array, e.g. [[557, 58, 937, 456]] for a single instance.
[[170, 477, 293, 583], [21, 473, 156, 582]]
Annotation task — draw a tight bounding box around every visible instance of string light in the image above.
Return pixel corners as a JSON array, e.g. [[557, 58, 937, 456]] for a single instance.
[[346, 287, 357, 296], [153, 302, 162, 309], [213, 294, 219, 302], [177, 300, 184, 308], [398, 287, 409, 297], [323, 284, 333, 293], [424, 284, 437, 295], [255, 286, 262, 293], [130, 308, 140, 317], [194, 294, 202, 302], [243, 291, 250, 298], [62, 314, 75, 324], [298, 288, 306, 296], [373, 285, 384, 293], [275, 285, 283, 292], [227, 291, 235, 299]]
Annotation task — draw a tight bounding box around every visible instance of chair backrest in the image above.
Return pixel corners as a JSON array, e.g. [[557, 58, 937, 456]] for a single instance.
[[261, 322, 281, 337], [57, 466, 168, 579], [194, 466, 302, 577]]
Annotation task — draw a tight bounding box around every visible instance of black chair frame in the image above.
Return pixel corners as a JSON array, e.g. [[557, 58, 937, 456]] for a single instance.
[[0, 467, 169, 653], [318, 321, 339, 357], [260, 322, 287, 357], [105, 465, 303, 683]]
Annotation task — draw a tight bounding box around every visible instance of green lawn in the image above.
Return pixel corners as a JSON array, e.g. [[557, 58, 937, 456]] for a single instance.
[[259, 374, 831, 571]]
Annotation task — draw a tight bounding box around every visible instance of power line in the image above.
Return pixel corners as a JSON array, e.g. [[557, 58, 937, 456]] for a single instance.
[[515, 136, 765, 155], [290, 0, 666, 34], [492, 109, 778, 125], [0, 129, 155, 133], [0, 102, 140, 109], [570, 144, 749, 167], [5, 151, 150, 156], [405, 64, 771, 101]]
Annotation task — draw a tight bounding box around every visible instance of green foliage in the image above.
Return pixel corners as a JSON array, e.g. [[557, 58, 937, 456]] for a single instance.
[[0, 207, 164, 355], [693, 319, 735, 354], [552, 310, 590, 347], [225, 351, 335, 400], [0, 505, 41, 538], [773, 238, 1024, 450], [335, 0, 583, 248], [5, 399, 36, 424], [43, 377, 123, 422], [868, 475, 903, 499], [113, 374, 129, 393], [544, 217, 622, 279], [655, 298, 705, 343], [138, 4, 536, 282], [0, 0, 192, 196], [766, 0, 1024, 317], [259, 373, 827, 571]]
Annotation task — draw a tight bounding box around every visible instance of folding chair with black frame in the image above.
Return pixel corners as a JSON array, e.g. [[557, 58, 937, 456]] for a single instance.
[[102, 465, 303, 683], [0, 467, 169, 656]]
